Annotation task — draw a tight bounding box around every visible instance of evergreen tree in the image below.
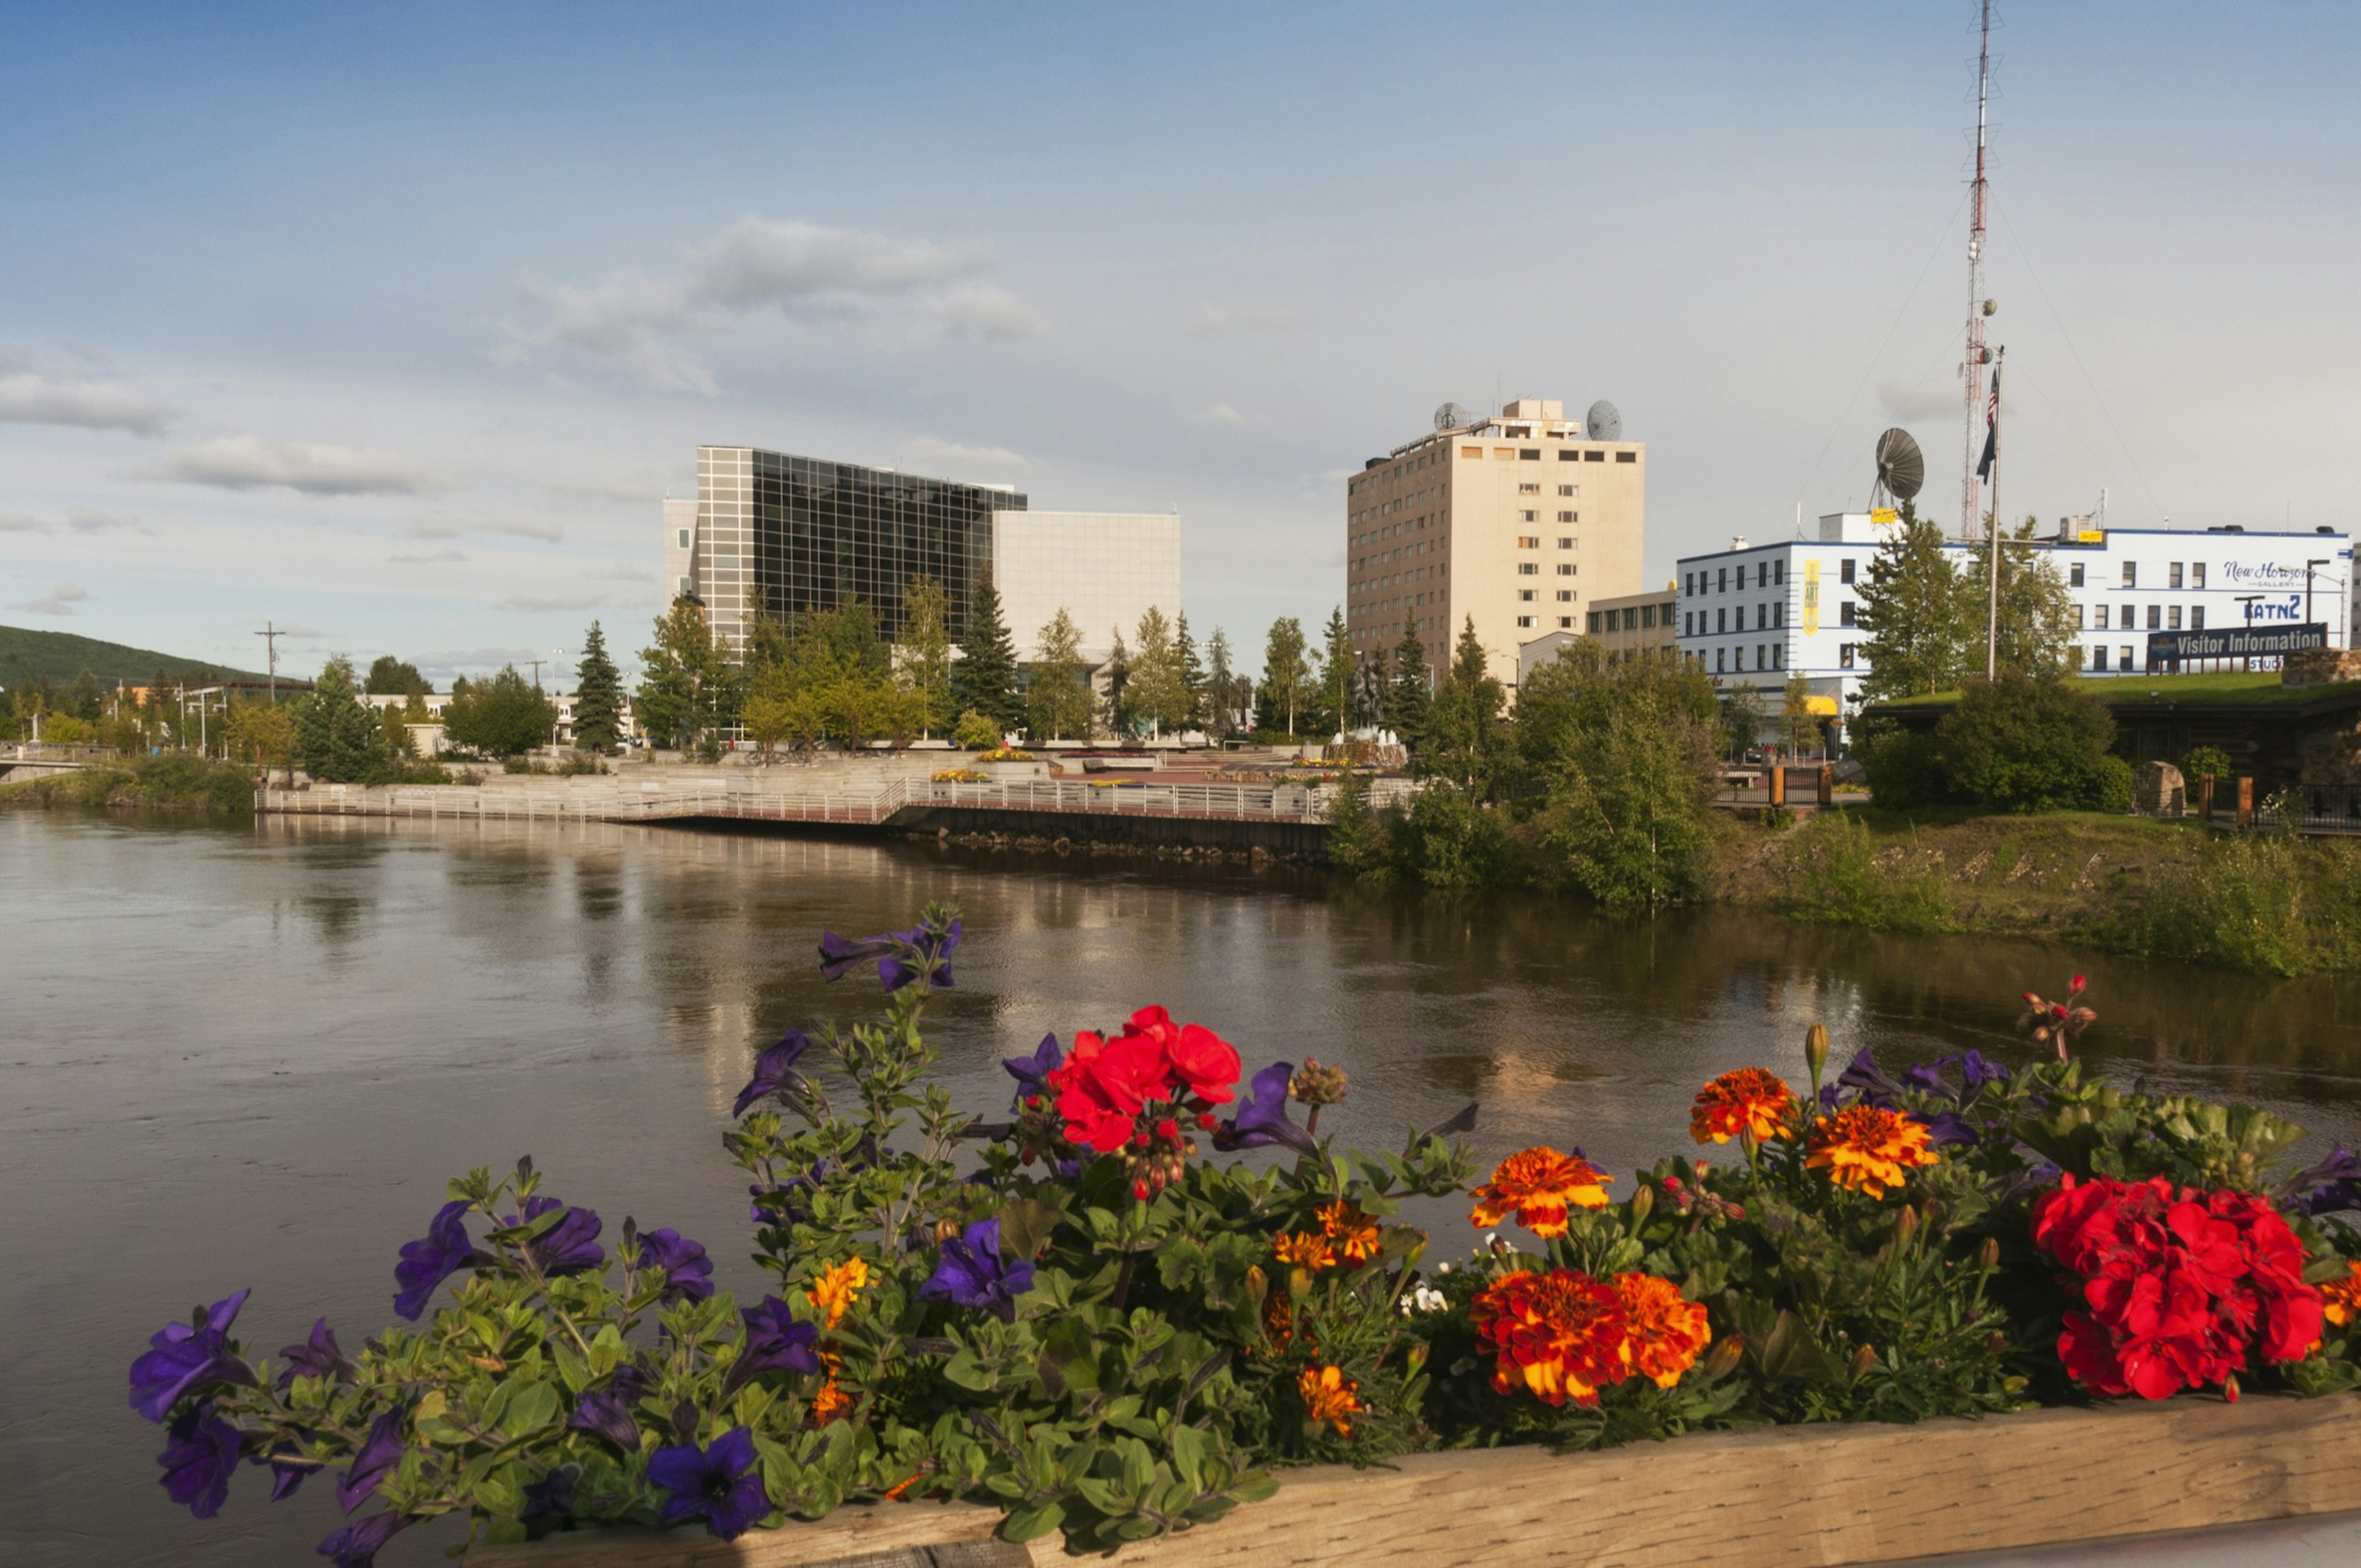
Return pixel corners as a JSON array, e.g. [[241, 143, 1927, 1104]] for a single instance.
[[636, 599, 739, 753], [570, 620, 625, 753], [1027, 608, 1094, 741], [1857, 501, 1975, 700], [1384, 619, 1432, 749], [1174, 612, 1206, 733], [1204, 627, 1236, 740], [952, 579, 1025, 734], [1961, 514, 2083, 680], [71, 669, 103, 721], [1100, 628, 1133, 739], [1259, 617, 1310, 738], [1314, 608, 1353, 738], [1421, 617, 1507, 794], [289, 657, 393, 783], [900, 576, 954, 737]]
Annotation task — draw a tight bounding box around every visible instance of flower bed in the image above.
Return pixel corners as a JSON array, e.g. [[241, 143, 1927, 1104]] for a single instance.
[[125, 931, 2361, 1566]]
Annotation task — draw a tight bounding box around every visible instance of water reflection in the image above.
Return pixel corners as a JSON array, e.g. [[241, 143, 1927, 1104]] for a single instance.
[[7, 810, 2361, 1568]]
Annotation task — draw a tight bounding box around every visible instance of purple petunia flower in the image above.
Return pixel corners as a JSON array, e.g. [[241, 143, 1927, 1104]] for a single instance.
[[521, 1464, 578, 1524], [878, 916, 961, 992], [1900, 1060, 1945, 1094], [1213, 1062, 1318, 1155], [277, 1318, 357, 1391], [568, 1387, 639, 1451], [732, 1029, 813, 1117], [2288, 1145, 2361, 1217], [1837, 1046, 1905, 1107], [335, 1406, 409, 1514], [129, 1289, 254, 1423], [919, 1219, 1036, 1324], [1956, 1050, 2009, 1091], [1912, 1110, 1980, 1147], [265, 1460, 310, 1502], [507, 1195, 605, 1275], [645, 1427, 770, 1540], [721, 1295, 821, 1400], [635, 1227, 714, 1302], [393, 1201, 478, 1321], [817, 930, 896, 982], [317, 1511, 408, 1567], [157, 1403, 243, 1519], [1002, 1032, 1062, 1107]]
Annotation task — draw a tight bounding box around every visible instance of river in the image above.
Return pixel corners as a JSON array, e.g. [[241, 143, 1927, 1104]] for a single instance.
[[9, 811, 2361, 1567]]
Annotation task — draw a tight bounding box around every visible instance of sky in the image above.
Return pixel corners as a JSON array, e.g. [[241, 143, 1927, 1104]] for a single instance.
[[2, 1, 2356, 686]]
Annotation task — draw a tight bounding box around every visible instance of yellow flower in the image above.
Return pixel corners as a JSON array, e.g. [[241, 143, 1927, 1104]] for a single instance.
[[807, 1256, 871, 1329], [1690, 1067, 1793, 1146], [1316, 1200, 1382, 1264], [1805, 1106, 1937, 1199], [1273, 1231, 1337, 1271], [2321, 1261, 2361, 1328], [1297, 1364, 1363, 1437], [1468, 1147, 1612, 1239]]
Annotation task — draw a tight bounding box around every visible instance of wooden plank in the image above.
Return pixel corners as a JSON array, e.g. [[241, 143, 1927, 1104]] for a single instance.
[[476, 1392, 2361, 1567]]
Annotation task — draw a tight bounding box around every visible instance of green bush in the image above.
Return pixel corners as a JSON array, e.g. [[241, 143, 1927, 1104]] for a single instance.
[[1859, 727, 1947, 809], [1323, 772, 1396, 879], [1936, 674, 2118, 813], [953, 709, 1002, 751], [2101, 833, 2361, 977], [1393, 785, 1505, 890], [1773, 814, 1953, 934], [2093, 755, 2134, 814], [2181, 745, 2232, 782]]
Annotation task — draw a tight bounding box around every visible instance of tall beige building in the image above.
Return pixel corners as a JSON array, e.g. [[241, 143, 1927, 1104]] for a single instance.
[[1345, 398, 1646, 691]]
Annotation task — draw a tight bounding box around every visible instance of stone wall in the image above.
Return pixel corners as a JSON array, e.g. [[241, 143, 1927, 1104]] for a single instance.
[[2284, 647, 2361, 689]]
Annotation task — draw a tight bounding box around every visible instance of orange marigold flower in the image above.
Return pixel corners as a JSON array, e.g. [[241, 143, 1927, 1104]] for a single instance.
[[1470, 1267, 1629, 1407], [1613, 1272, 1712, 1388], [2322, 1261, 2361, 1329], [1805, 1106, 1937, 1200], [1297, 1364, 1364, 1436], [809, 1372, 853, 1425], [1468, 1147, 1612, 1240], [1316, 1200, 1383, 1264], [1690, 1067, 1793, 1146], [1273, 1231, 1337, 1271], [807, 1256, 871, 1329]]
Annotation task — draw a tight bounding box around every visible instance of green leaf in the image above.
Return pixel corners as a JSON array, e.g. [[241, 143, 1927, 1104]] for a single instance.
[[1001, 1502, 1066, 1542], [1169, 1424, 1208, 1491], [502, 1380, 561, 1437], [1228, 1470, 1279, 1504]]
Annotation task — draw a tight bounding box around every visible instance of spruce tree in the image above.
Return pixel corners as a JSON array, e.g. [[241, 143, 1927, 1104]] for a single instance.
[[1857, 500, 1974, 700], [1315, 608, 1353, 738], [1101, 628, 1133, 739], [1204, 627, 1236, 740], [1174, 611, 1206, 733], [1384, 619, 1432, 749], [952, 579, 1024, 734], [570, 620, 625, 752], [1422, 617, 1508, 794], [290, 657, 393, 783]]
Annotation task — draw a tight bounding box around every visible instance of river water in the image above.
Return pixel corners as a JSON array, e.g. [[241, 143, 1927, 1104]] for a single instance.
[[9, 811, 2361, 1567]]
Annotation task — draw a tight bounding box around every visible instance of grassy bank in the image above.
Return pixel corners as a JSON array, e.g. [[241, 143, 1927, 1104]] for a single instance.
[[0, 754, 256, 814], [1712, 807, 2361, 977]]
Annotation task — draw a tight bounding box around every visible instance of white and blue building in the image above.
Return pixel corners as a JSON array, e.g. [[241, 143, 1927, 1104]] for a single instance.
[[1674, 515, 2353, 732]]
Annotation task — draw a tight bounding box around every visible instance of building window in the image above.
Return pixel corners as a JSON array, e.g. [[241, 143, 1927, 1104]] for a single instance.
[[1559, 616, 1574, 628], [2073, 604, 2085, 628], [2070, 562, 2085, 587], [1557, 536, 1574, 548], [1717, 608, 1727, 633], [1557, 484, 1575, 496], [1840, 558, 1856, 584], [2169, 606, 2182, 630], [1641, 604, 1656, 628], [1556, 511, 1575, 523], [1558, 451, 1578, 462], [1517, 563, 1539, 576], [1461, 445, 1483, 458], [1774, 561, 1786, 585], [1558, 590, 1573, 602], [678, 576, 694, 595], [1734, 606, 1747, 631], [2122, 562, 2138, 588], [2169, 563, 2183, 590], [1518, 588, 1537, 601], [1738, 564, 1749, 589], [2092, 645, 2108, 671], [1519, 510, 1538, 522], [1839, 602, 1856, 627], [1718, 568, 1728, 592], [1556, 563, 1574, 576], [1516, 616, 1536, 628], [1684, 573, 1695, 595], [2192, 563, 2207, 588], [2191, 607, 2204, 630], [1616, 451, 1637, 462], [1772, 645, 1784, 669], [676, 528, 691, 548], [2147, 605, 2161, 630], [1839, 644, 1855, 668], [1586, 450, 1606, 462], [1587, 611, 1602, 633], [1755, 644, 1766, 669], [1520, 449, 1541, 461], [1519, 482, 1540, 494], [2120, 645, 2133, 670], [2093, 604, 2109, 630], [1517, 534, 1540, 548], [1716, 649, 1726, 672]]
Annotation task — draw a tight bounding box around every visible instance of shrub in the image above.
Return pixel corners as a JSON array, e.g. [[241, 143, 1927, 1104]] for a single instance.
[[2181, 745, 2233, 782], [1394, 784, 1506, 890], [1773, 814, 1953, 934], [953, 710, 1003, 751], [1324, 772, 1395, 878], [2101, 833, 2361, 978], [2092, 754, 2134, 814], [1859, 727, 1947, 809], [1936, 674, 2118, 813]]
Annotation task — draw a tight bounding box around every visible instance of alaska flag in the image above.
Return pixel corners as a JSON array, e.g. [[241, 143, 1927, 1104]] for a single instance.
[[1975, 362, 2001, 480]]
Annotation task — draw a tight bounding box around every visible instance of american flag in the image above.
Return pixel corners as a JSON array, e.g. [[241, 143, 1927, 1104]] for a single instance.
[[1975, 360, 2001, 481]]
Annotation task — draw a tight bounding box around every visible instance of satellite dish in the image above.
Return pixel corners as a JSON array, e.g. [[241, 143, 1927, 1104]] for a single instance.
[[1433, 402, 1477, 432], [1872, 427, 1924, 505], [1584, 400, 1622, 441]]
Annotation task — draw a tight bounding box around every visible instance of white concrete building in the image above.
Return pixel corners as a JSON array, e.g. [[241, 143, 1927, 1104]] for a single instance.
[[1674, 515, 2355, 723], [991, 509, 1182, 665]]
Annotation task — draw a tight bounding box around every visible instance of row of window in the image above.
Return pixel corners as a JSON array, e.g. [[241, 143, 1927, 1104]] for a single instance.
[[1515, 616, 1581, 629], [1461, 446, 1636, 464], [1515, 563, 1578, 576], [1586, 604, 1666, 633], [2072, 562, 2209, 590], [2091, 604, 2205, 631], [1519, 589, 1578, 602], [1709, 645, 1787, 673]]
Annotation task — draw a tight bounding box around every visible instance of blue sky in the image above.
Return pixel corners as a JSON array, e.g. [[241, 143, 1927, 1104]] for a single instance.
[[3, 1, 2355, 684]]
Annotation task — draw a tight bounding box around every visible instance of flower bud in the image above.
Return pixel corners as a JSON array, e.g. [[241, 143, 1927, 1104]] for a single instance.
[[1803, 1023, 1830, 1088], [1289, 1058, 1350, 1108], [1895, 1205, 1918, 1243], [2223, 1373, 2240, 1404], [1985, 1331, 2007, 1353], [1131, 1179, 1149, 1202], [1629, 1184, 1654, 1225], [1703, 1336, 1744, 1379], [1978, 1237, 2001, 1271], [1849, 1344, 1877, 1379]]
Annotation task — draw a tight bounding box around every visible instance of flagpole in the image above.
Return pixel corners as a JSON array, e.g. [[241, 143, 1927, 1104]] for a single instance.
[[1985, 347, 2004, 680]]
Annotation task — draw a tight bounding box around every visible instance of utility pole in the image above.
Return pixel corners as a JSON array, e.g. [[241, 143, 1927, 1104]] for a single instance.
[[255, 622, 285, 702], [2307, 559, 2329, 631], [1960, 0, 1996, 547], [526, 658, 547, 688]]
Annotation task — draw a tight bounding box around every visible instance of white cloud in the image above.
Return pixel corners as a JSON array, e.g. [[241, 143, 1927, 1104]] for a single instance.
[[904, 437, 1034, 474], [543, 475, 665, 504], [1878, 379, 1956, 422], [0, 354, 175, 435], [154, 435, 430, 496], [68, 507, 147, 534], [492, 592, 606, 613], [402, 517, 563, 543], [11, 581, 89, 616], [526, 216, 1034, 390], [593, 560, 656, 582], [1194, 402, 1248, 426], [1189, 305, 1295, 336], [389, 549, 467, 564], [0, 512, 49, 533], [277, 624, 328, 639], [401, 521, 463, 539]]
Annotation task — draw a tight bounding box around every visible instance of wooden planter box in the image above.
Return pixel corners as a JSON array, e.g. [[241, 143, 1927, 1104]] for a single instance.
[[476, 1392, 2361, 1567]]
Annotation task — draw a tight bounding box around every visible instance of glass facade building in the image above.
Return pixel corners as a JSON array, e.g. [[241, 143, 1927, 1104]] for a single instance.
[[682, 446, 1026, 658]]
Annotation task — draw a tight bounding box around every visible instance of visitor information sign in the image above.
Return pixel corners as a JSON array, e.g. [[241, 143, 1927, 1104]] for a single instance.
[[2146, 622, 2329, 667]]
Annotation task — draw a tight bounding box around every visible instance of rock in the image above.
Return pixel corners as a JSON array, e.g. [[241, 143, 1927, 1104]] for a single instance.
[[2133, 761, 2186, 818]]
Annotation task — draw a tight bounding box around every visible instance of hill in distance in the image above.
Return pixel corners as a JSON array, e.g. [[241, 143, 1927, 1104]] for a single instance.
[[0, 624, 280, 691]]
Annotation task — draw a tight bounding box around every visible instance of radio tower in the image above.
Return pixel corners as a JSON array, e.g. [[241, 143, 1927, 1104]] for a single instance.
[[1959, 0, 1995, 544]]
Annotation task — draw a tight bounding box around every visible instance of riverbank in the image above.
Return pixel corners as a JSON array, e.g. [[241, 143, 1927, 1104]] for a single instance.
[[1714, 806, 2361, 978], [0, 754, 255, 813]]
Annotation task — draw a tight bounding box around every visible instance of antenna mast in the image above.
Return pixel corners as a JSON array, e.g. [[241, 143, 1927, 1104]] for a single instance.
[[1960, 0, 1995, 545]]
